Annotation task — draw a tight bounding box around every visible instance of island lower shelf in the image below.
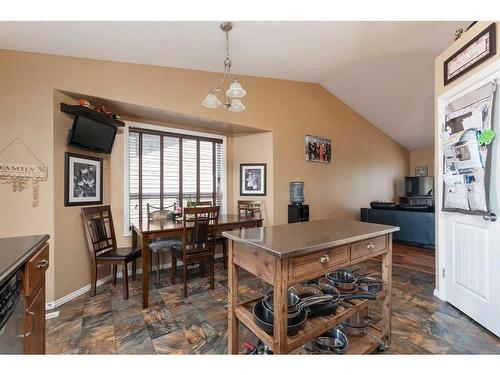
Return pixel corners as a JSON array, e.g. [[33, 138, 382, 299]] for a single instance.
[[235, 289, 387, 353]]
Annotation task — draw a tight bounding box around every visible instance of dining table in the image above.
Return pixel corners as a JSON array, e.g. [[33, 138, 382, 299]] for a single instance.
[[131, 214, 263, 308]]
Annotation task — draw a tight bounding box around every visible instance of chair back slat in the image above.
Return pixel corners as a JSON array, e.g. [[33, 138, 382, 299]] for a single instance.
[[147, 203, 176, 221], [81, 205, 117, 256], [195, 200, 213, 207], [237, 200, 263, 219], [181, 206, 220, 252]]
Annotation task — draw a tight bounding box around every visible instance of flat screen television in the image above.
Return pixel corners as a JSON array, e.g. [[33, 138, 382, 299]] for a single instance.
[[67, 115, 117, 154], [405, 176, 434, 196]]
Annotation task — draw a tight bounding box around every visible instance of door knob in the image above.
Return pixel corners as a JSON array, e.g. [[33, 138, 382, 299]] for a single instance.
[[483, 213, 497, 222]]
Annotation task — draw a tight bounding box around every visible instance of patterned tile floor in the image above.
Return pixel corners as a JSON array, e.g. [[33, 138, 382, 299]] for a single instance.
[[46, 260, 500, 354]]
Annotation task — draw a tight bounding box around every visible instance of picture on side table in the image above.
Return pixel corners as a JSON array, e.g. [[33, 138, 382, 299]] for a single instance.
[[64, 152, 103, 206], [240, 163, 266, 196], [305, 135, 332, 163]]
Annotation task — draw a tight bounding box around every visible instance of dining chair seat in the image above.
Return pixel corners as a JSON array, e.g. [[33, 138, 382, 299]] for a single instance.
[[148, 239, 182, 253], [96, 246, 142, 261], [171, 243, 213, 257]]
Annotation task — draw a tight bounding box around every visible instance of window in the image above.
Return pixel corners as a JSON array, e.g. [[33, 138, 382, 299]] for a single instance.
[[127, 126, 225, 227]]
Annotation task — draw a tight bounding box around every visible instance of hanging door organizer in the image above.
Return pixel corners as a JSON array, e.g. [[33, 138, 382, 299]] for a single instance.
[[441, 80, 497, 215]]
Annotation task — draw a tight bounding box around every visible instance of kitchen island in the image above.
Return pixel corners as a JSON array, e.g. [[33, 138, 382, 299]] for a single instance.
[[222, 219, 399, 354]]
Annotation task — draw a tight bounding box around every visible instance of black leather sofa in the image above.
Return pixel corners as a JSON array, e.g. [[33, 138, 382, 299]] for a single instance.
[[360, 207, 435, 248]]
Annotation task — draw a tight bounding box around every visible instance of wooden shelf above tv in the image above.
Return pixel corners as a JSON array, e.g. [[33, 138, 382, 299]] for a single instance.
[[60, 103, 125, 127]]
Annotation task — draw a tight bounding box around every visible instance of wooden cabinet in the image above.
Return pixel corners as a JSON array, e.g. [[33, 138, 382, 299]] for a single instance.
[[23, 242, 49, 354], [24, 286, 46, 354]]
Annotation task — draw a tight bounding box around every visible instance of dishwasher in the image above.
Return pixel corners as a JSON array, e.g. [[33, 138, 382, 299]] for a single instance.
[[0, 271, 24, 354]]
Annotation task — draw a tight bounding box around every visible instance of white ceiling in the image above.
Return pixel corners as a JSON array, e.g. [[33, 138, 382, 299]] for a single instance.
[[0, 21, 469, 149]]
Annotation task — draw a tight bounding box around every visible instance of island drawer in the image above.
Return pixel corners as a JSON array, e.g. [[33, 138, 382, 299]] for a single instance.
[[24, 242, 49, 296], [288, 245, 349, 283], [350, 235, 386, 261]]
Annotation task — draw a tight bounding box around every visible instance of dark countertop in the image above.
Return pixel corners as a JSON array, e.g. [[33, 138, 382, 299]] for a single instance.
[[222, 219, 399, 259], [0, 234, 50, 285]]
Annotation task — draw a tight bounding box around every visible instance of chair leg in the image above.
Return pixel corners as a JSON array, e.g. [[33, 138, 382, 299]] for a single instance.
[[183, 263, 188, 298], [156, 252, 160, 287], [132, 259, 137, 281], [222, 241, 228, 270], [112, 264, 117, 286], [210, 253, 215, 290], [91, 261, 97, 297], [122, 263, 129, 300], [149, 249, 153, 275], [200, 261, 205, 277], [171, 254, 177, 284]]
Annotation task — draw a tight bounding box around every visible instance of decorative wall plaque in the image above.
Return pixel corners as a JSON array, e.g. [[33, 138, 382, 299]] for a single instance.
[[0, 138, 48, 207]]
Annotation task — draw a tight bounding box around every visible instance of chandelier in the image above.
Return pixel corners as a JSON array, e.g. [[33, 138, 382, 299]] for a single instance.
[[202, 22, 246, 112]]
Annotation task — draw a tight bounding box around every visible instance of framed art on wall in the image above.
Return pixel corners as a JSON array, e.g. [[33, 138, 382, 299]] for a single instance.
[[415, 166, 429, 177], [444, 23, 496, 85], [240, 163, 266, 196], [305, 135, 332, 163], [64, 152, 103, 206]]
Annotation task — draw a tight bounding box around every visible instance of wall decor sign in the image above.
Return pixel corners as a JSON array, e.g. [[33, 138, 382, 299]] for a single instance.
[[305, 135, 332, 163], [64, 152, 103, 206], [240, 163, 266, 196], [0, 137, 48, 207], [444, 23, 496, 86], [415, 166, 429, 177]]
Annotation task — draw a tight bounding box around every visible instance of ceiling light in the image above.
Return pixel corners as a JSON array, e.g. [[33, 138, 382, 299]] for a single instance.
[[202, 90, 221, 108], [202, 22, 246, 112], [228, 99, 245, 112]]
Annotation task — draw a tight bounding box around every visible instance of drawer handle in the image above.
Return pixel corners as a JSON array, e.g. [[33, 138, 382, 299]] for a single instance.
[[25, 310, 35, 337], [366, 242, 375, 249], [37, 259, 49, 268], [319, 255, 330, 264]]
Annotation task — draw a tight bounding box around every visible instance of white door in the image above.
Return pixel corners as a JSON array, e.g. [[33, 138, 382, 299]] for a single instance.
[[440, 70, 500, 337]]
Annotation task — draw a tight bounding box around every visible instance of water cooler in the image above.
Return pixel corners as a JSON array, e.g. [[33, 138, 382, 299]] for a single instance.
[[288, 182, 309, 223]]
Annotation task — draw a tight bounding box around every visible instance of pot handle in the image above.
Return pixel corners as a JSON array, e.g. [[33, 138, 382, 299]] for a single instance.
[[340, 293, 377, 301]]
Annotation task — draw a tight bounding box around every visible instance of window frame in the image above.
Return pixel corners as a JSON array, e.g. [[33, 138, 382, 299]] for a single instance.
[[123, 120, 227, 237]]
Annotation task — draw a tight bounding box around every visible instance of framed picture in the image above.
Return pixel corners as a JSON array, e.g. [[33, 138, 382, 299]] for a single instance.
[[64, 152, 103, 206], [305, 135, 332, 163], [415, 166, 429, 177], [444, 23, 496, 85], [240, 163, 266, 196]]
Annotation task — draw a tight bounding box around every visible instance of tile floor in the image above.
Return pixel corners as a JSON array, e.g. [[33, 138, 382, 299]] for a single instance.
[[46, 260, 500, 354]]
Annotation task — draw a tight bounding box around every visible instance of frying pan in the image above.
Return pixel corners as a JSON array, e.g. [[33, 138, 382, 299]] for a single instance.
[[306, 282, 377, 316], [252, 300, 307, 335]]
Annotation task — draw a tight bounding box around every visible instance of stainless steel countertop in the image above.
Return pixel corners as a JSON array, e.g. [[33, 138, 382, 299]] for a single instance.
[[222, 219, 399, 259]]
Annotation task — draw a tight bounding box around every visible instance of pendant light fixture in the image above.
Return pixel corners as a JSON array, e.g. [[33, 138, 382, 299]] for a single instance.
[[202, 22, 246, 112]]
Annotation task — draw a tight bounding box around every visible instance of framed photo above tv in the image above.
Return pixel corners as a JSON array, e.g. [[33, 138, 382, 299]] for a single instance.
[[240, 163, 266, 196], [444, 23, 496, 86], [64, 152, 103, 206], [415, 166, 429, 177]]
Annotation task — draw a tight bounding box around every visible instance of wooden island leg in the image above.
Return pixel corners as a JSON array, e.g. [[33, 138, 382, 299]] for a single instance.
[[381, 233, 393, 345], [273, 258, 289, 354], [228, 240, 240, 354]]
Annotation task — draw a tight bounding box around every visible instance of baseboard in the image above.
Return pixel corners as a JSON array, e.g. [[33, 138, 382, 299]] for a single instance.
[[433, 288, 445, 301], [46, 254, 223, 310]]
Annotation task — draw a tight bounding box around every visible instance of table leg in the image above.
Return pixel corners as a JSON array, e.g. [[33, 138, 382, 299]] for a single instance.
[[228, 240, 239, 354], [273, 258, 289, 354], [381, 233, 392, 345], [141, 232, 150, 309]]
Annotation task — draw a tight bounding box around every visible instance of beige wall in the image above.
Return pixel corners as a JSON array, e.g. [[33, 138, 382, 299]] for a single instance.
[[0, 49, 409, 301], [434, 21, 500, 291], [410, 148, 434, 176]]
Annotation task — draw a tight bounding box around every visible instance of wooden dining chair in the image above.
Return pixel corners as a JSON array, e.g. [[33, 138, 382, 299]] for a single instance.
[[146, 203, 181, 286], [237, 200, 263, 219], [218, 200, 264, 269], [170, 206, 220, 297], [81, 205, 141, 299], [195, 200, 213, 207]]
